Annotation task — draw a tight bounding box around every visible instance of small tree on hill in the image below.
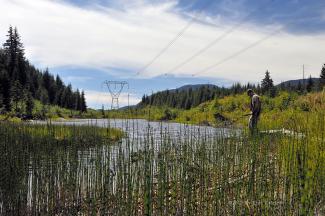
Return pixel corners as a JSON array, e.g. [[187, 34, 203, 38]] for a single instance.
[[320, 64, 325, 89], [261, 70, 276, 97], [297, 81, 303, 94], [306, 75, 314, 92]]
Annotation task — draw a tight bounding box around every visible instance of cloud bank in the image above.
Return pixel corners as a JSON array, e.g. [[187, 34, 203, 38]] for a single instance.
[[85, 90, 141, 109], [0, 0, 325, 84]]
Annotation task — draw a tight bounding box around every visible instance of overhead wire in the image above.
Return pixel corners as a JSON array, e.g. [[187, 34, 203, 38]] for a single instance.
[[166, 0, 276, 75], [136, 0, 214, 76], [192, 29, 282, 77], [190, 3, 325, 77]]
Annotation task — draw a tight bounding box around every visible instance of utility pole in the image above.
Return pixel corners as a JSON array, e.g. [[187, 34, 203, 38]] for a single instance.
[[303, 64, 305, 92]]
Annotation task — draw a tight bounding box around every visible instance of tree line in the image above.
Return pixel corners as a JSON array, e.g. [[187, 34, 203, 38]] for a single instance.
[[0, 26, 87, 117], [140, 67, 325, 110], [139, 83, 259, 110]]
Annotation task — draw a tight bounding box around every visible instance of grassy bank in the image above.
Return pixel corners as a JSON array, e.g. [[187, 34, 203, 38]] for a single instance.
[[0, 122, 124, 146], [0, 100, 102, 121], [106, 91, 325, 128]]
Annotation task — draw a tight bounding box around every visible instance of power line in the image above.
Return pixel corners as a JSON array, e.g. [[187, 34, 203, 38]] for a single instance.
[[192, 29, 282, 77], [166, 0, 276, 75], [191, 3, 325, 77], [136, 0, 214, 76]]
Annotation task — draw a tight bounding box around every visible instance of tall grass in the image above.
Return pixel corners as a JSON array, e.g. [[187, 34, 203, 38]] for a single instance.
[[0, 116, 324, 215]]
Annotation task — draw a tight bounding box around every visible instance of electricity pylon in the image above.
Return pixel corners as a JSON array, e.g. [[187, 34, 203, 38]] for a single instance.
[[103, 81, 129, 110]]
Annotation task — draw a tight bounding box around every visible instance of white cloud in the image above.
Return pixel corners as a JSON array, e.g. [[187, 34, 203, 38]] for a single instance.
[[0, 0, 324, 84], [85, 90, 141, 109], [64, 76, 93, 82]]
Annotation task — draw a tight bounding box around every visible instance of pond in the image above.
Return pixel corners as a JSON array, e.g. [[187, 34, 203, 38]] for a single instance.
[[2, 119, 242, 215], [34, 118, 241, 153], [1, 119, 321, 215]]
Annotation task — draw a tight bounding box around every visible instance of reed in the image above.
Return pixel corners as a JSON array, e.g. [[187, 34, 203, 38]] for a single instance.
[[0, 116, 323, 215]]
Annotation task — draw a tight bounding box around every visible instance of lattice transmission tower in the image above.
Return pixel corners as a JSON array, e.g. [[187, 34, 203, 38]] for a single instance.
[[103, 81, 129, 110]]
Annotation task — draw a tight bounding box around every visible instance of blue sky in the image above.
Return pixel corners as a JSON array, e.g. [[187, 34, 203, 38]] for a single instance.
[[1, 0, 325, 108], [64, 0, 325, 33]]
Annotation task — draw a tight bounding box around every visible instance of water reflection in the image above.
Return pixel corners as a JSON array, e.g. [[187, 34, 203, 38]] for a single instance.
[[2, 119, 240, 215]]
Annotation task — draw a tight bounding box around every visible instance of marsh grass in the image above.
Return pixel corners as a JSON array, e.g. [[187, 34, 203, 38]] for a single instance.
[[0, 116, 324, 215]]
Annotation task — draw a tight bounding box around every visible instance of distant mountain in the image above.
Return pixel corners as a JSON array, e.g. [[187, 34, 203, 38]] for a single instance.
[[118, 105, 136, 110], [172, 84, 218, 92], [138, 84, 236, 110], [277, 78, 320, 87]]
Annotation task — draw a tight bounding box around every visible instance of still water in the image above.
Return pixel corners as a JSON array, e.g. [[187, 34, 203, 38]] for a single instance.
[[1, 119, 240, 214]]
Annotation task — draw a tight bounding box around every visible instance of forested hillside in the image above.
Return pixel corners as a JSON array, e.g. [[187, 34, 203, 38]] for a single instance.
[[0, 26, 87, 117], [139, 83, 256, 109], [139, 70, 324, 110]]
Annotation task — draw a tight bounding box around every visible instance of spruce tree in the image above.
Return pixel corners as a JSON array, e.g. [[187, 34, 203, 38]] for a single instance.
[[261, 70, 276, 97], [42, 69, 56, 103], [38, 88, 49, 105], [13, 27, 26, 85], [10, 80, 23, 113], [297, 81, 303, 94], [3, 26, 25, 83], [26, 91, 34, 117], [75, 89, 82, 111], [101, 104, 105, 117], [0, 90, 3, 112], [80, 91, 87, 112], [306, 75, 314, 92], [141, 95, 146, 104], [3, 26, 15, 77], [320, 64, 325, 89], [0, 69, 11, 111]]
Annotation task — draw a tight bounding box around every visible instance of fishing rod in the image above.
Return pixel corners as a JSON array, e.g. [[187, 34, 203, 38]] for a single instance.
[[214, 112, 251, 124], [231, 113, 252, 123]]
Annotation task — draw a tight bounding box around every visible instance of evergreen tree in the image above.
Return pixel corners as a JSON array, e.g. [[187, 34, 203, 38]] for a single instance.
[[10, 80, 24, 113], [0, 69, 11, 111], [3, 26, 25, 83], [0, 93, 3, 112], [306, 75, 314, 92], [261, 70, 276, 97], [297, 81, 303, 94], [256, 84, 261, 94], [62, 84, 73, 109], [80, 91, 87, 112], [13, 27, 26, 85], [3, 26, 15, 77], [101, 104, 105, 117], [54, 75, 64, 106], [75, 89, 82, 111], [25, 91, 34, 117], [320, 64, 325, 89], [141, 95, 146, 104], [38, 87, 49, 105], [42, 69, 56, 103]]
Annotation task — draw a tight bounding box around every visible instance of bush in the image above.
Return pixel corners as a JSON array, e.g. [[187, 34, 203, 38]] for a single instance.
[[160, 109, 177, 121]]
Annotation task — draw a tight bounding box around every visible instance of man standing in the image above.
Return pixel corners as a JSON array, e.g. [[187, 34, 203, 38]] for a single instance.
[[247, 89, 261, 132]]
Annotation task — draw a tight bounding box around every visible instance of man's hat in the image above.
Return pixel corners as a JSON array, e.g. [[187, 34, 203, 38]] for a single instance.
[[247, 89, 254, 95]]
